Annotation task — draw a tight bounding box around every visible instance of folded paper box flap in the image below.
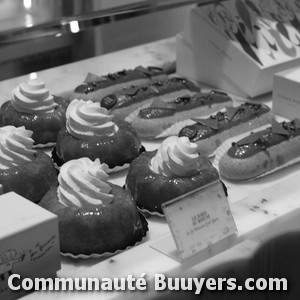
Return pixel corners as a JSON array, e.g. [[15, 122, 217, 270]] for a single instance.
[[273, 66, 300, 119], [179, 1, 300, 98], [0, 192, 61, 299]]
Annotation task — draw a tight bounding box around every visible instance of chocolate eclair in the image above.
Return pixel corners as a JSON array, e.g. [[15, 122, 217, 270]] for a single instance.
[[101, 77, 199, 119], [126, 89, 233, 139], [68, 66, 168, 101], [219, 119, 300, 180], [179, 102, 272, 155]]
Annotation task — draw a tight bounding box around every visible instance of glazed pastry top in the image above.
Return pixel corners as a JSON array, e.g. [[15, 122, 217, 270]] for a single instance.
[[101, 77, 199, 110], [227, 119, 300, 159], [11, 79, 58, 114], [151, 136, 200, 177], [57, 157, 114, 208], [0, 126, 36, 169], [66, 99, 118, 140], [138, 90, 232, 119], [179, 103, 270, 141], [74, 66, 165, 94]]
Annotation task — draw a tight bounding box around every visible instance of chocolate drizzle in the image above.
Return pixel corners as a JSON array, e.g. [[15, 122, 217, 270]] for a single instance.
[[226, 106, 242, 121], [123, 86, 140, 96], [174, 95, 192, 104], [150, 85, 160, 94], [138, 89, 232, 120], [271, 119, 289, 136], [135, 65, 163, 76], [191, 117, 219, 130], [228, 119, 300, 159], [138, 107, 175, 118], [100, 78, 199, 110], [84, 72, 106, 83], [74, 66, 165, 94], [179, 102, 269, 142]]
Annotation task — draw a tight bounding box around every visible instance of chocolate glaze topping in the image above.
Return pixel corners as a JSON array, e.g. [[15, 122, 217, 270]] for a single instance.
[[179, 103, 269, 141], [101, 77, 199, 110], [227, 119, 300, 159], [138, 90, 232, 119], [74, 66, 164, 94]]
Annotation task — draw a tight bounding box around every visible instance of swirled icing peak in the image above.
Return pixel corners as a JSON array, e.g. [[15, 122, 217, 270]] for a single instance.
[[151, 136, 200, 177], [11, 79, 57, 114], [66, 99, 117, 140], [0, 126, 36, 169], [57, 157, 114, 207]]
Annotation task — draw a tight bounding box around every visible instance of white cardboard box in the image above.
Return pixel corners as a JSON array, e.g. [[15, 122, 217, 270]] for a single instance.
[[176, 33, 249, 97], [179, 1, 300, 98], [273, 67, 300, 119], [0, 192, 61, 299]]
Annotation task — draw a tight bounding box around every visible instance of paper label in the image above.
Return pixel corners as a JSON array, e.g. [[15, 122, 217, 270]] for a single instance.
[[273, 69, 300, 120], [162, 180, 237, 261]]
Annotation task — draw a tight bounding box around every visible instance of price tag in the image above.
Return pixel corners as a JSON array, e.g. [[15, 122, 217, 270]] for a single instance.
[[162, 180, 237, 261]]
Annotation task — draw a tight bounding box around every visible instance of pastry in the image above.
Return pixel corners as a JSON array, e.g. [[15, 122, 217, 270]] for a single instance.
[[219, 119, 300, 181], [179, 102, 272, 155], [125, 136, 219, 214], [0, 126, 58, 203], [101, 77, 199, 119], [126, 90, 233, 139], [54, 99, 143, 169], [39, 158, 148, 255], [69, 66, 168, 101], [0, 79, 68, 147]]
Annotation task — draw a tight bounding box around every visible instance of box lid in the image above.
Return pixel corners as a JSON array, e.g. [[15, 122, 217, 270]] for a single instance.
[[0, 192, 57, 239], [193, 0, 300, 68]]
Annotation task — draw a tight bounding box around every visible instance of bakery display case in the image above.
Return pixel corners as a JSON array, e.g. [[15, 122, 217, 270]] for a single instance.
[[0, 0, 203, 80], [1, 0, 300, 299]]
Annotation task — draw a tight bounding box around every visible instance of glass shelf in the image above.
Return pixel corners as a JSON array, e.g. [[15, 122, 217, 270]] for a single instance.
[[0, 0, 217, 45]]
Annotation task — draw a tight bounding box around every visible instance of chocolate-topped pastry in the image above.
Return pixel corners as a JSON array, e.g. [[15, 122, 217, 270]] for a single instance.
[[126, 89, 233, 139], [101, 77, 199, 119], [219, 119, 300, 180], [178, 102, 272, 155], [68, 66, 168, 101]]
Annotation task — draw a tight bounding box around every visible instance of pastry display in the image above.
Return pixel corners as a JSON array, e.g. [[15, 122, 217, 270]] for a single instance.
[[69, 66, 168, 101], [219, 119, 300, 181], [179, 102, 272, 155], [101, 77, 199, 119], [0, 79, 68, 147], [39, 157, 148, 255], [4, 27, 300, 288], [0, 126, 58, 203], [126, 90, 233, 139], [125, 136, 219, 214], [54, 99, 143, 169]]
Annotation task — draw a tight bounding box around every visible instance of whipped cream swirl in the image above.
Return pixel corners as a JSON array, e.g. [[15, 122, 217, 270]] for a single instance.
[[66, 99, 117, 140], [151, 136, 200, 177], [11, 79, 57, 114], [0, 126, 36, 169], [57, 157, 114, 207]]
